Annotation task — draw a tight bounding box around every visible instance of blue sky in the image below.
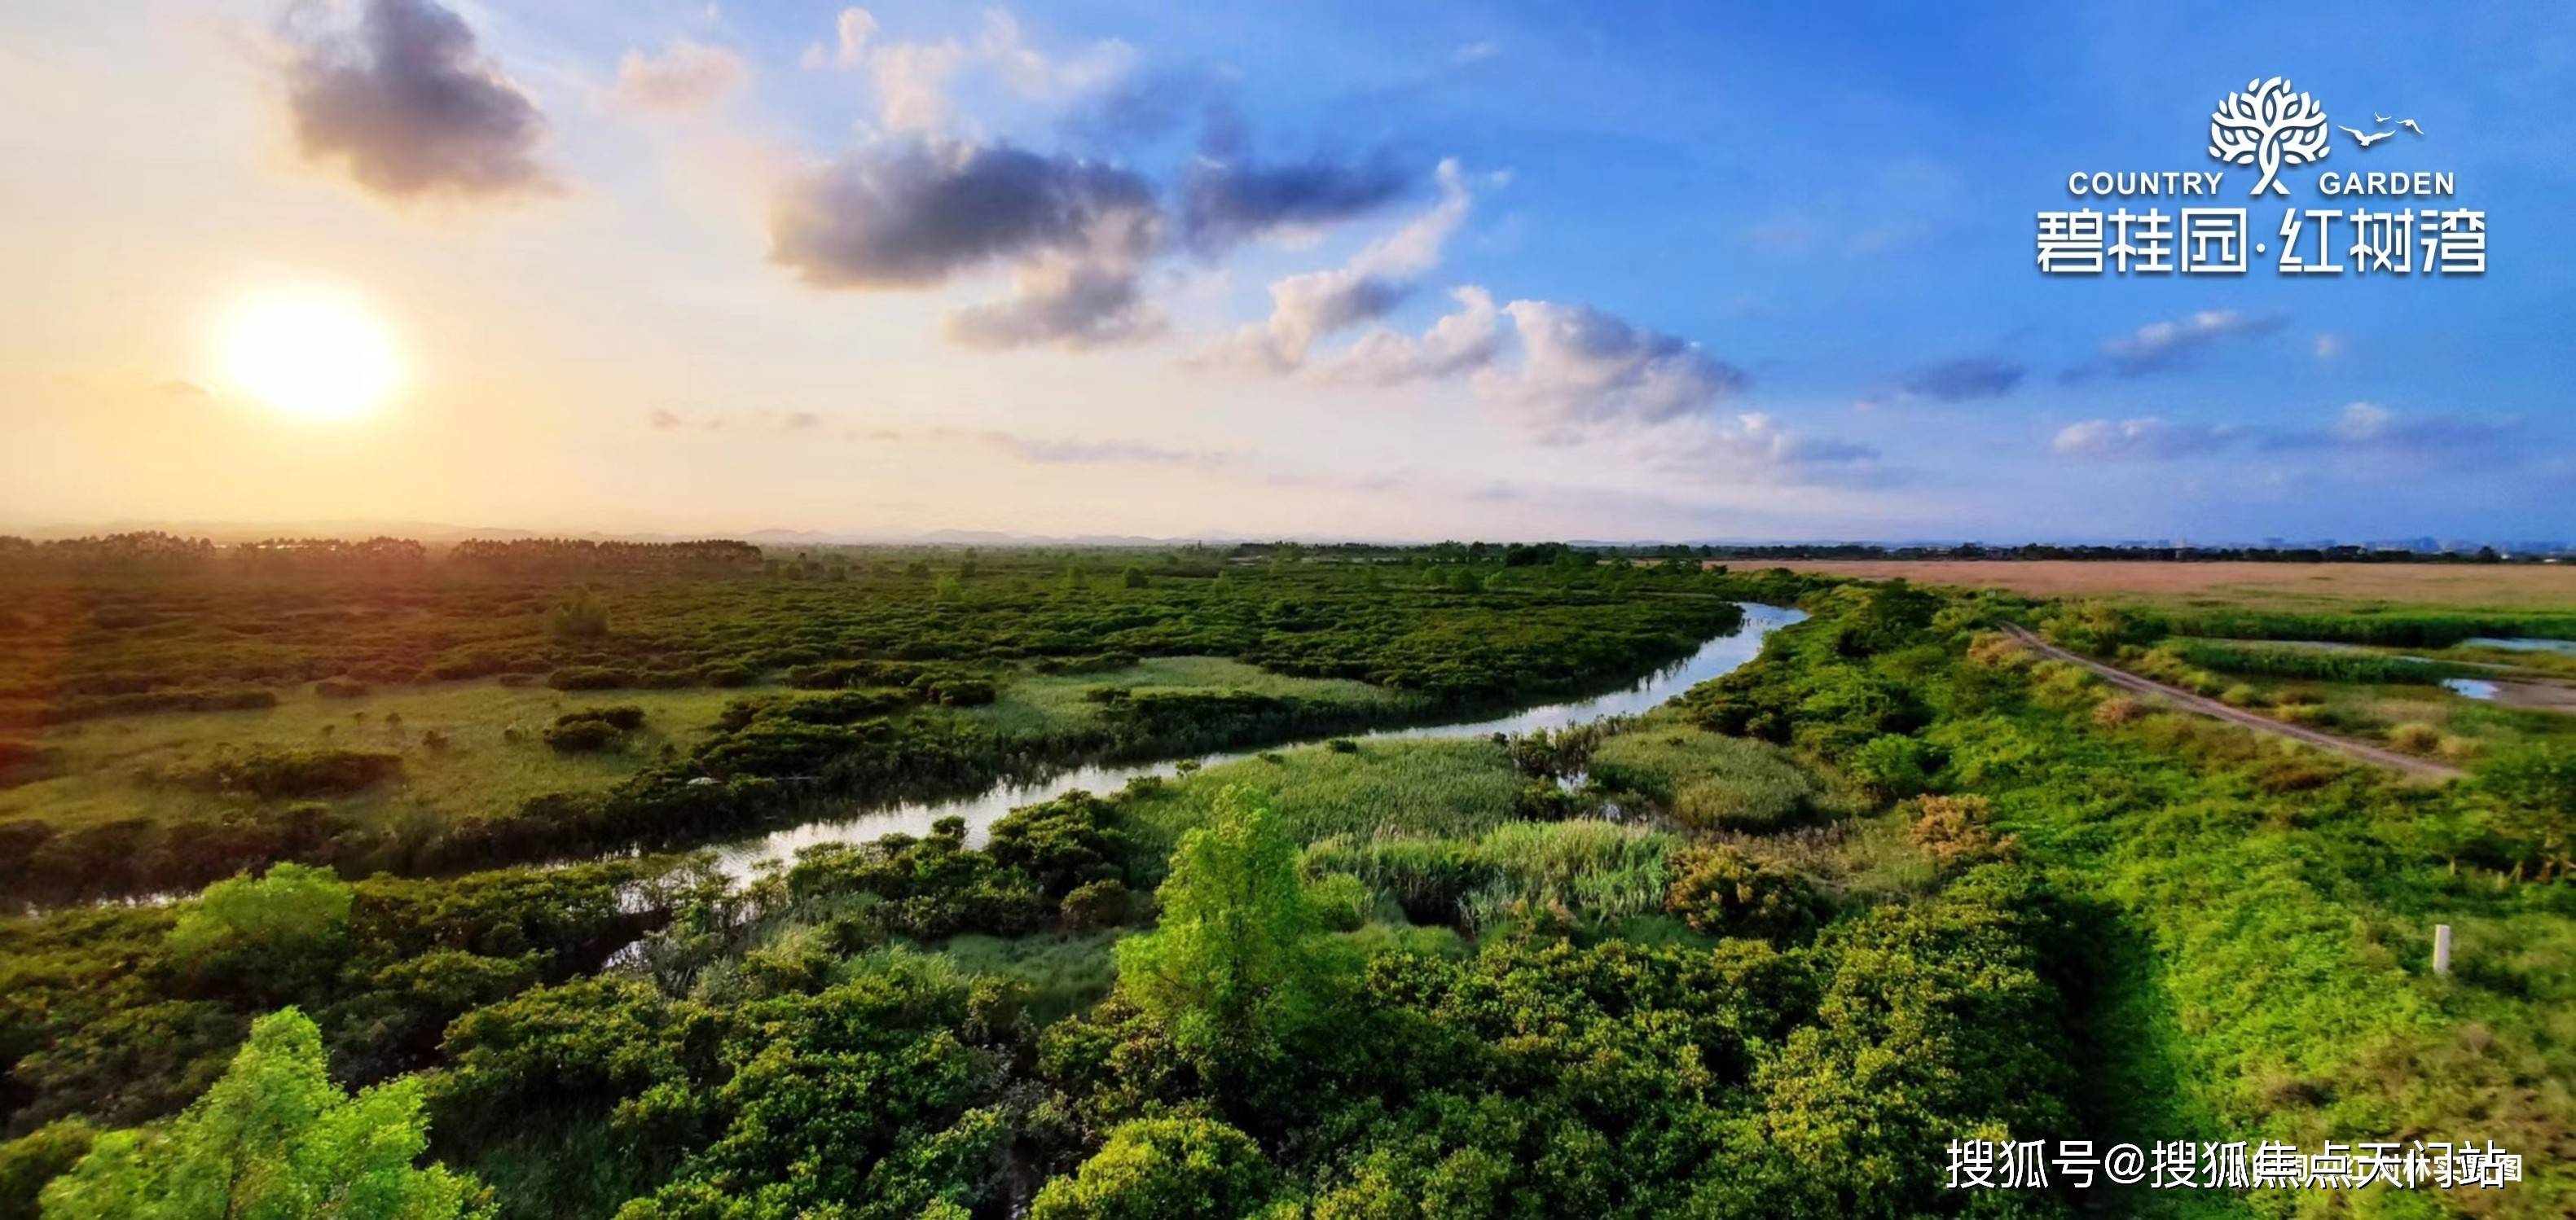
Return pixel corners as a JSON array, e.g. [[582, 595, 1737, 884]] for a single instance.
[[2, 0, 2569, 542]]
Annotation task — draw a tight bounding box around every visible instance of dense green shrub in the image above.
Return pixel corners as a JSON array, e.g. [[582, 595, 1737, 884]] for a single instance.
[[1904, 795, 2015, 868], [1846, 733, 1939, 801], [1664, 845, 1826, 942], [1114, 788, 1345, 1096], [7, 687, 277, 727], [1059, 880, 1136, 930], [435, 958, 1012, 1218], [1031, 1117, 1282, 1220], [2037, 599, 2154, 653], [167, 748, 400, 799], [38, 1009, 484, 1220], [545, 665, 635, 691], [924, 678, 996, 707], [540, 719, 622, 753], [2476, 744, 2576, 876], [0, 1120, 93, 1220], [562, 704, 645, 731], [546, 587, 611, 641]]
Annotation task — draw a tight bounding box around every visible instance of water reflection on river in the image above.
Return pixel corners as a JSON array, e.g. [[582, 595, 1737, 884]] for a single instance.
[[708, 603, 1806, 883]]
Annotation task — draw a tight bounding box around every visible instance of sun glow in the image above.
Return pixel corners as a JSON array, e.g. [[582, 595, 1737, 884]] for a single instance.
[[218, 287, 401, 419]]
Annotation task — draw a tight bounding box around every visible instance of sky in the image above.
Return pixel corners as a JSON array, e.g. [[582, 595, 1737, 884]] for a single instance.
[[2, 0, 2570, 544]]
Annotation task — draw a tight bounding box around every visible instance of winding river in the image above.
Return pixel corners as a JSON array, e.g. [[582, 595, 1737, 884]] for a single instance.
[[708, 603, 1806, 883]]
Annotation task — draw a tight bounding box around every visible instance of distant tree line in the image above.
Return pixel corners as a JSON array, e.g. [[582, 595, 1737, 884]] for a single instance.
[[444, 538, 765, 573], [0, 533, 767, 574], [1703, 541, 2544, 564]]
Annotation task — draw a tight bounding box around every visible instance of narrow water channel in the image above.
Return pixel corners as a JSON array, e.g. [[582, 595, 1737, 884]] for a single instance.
[[710, 602, 1807, 882]]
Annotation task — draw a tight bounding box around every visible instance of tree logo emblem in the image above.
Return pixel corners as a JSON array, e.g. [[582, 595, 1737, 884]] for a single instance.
[[2208, 77, 2331, 196]]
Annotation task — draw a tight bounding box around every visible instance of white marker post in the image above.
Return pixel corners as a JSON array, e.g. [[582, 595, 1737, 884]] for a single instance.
[[2433, 924, 2453, 976]]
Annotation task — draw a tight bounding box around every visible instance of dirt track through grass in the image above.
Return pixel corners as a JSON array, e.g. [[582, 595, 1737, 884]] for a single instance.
[[2002, 626, 2464, 781]]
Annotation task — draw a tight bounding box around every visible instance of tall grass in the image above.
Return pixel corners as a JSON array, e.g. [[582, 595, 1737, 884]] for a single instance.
[[2151, 608, 2576, 648], [1304, 819, 1678, 932], [2160, 639, 2486, 685], [1585, 722, 1826, 832], [1122, 737, 1525, 847], [1466, 820, 1677, 928]]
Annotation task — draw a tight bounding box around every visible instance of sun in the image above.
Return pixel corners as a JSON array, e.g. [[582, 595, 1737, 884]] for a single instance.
[[219, 287, 401, 419]]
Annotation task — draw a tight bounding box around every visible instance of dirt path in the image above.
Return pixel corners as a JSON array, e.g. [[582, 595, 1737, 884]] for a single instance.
[[2486, 678, 2576, 713], [2000, 626, 2465, 782]]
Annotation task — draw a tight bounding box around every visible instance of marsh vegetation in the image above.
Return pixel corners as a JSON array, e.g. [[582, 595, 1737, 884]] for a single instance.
[[2, 543, 2572, 1218]]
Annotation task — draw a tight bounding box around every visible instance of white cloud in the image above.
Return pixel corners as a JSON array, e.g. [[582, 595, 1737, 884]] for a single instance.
[[2331, 400, 2389, 441], [2071, 309, 2286, 379], [617, 39, 748, 111], [801, 7, 1134, 134], [1317, 287, 1501, 385], [1646, 412, 1884, 484], [1201, 159, 1471, 372], [2051, 416, 2242, 459], [976, 11, 1136, 99], [2051, 402, 2517, 467], [868, 39, 969, 133], [1472, 300, 1748, 435], [801, 7, 878, 70]]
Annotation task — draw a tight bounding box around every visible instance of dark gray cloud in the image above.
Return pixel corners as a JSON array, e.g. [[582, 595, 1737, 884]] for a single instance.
[[284, 0, 551, 200], [2063, 309, 2287, 380], [768, 138, 1158, 289], [1897, 356, 2025, 402], [1282, 274, 1409, 336], [1180, 151, 1412, 253], [945, 258, 1163, 349]]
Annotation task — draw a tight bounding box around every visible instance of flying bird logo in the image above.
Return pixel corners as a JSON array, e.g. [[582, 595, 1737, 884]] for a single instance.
[[2343, 110, 2429, 150]]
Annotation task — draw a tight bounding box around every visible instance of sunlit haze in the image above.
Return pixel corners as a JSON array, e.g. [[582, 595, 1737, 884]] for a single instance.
[[218, 286, 402, 419], [2, 1, 2568, 542]]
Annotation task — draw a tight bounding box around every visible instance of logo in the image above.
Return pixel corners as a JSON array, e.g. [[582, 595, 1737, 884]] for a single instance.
[[2035, 77, 2483, 278], [2208, 77, 2329, 196]]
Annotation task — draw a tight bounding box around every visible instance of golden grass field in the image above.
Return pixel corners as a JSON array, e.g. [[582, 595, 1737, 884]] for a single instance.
[[1760, 560, 2576, 610]]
